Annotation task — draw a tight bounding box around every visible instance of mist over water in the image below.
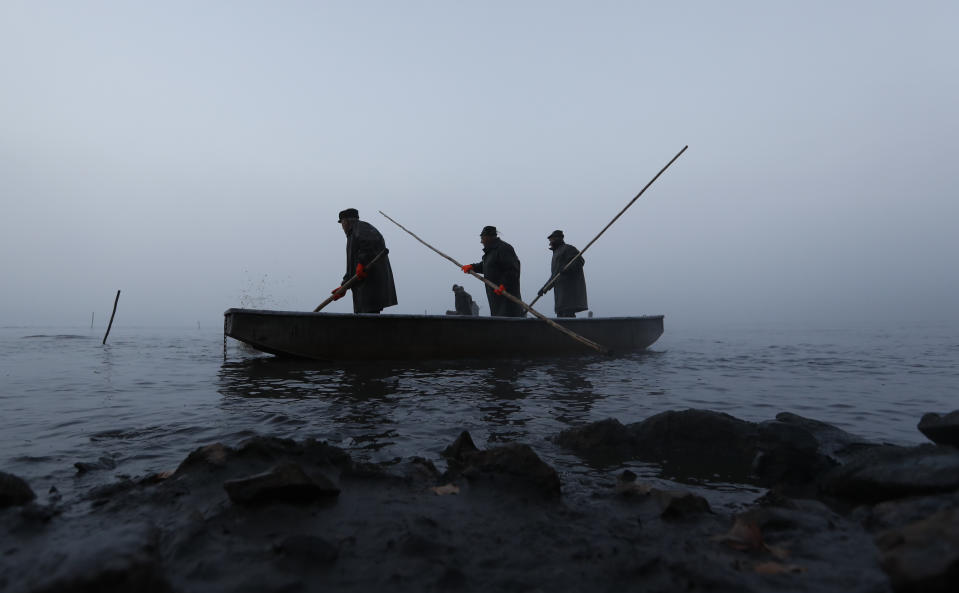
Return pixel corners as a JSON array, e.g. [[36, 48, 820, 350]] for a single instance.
[[3, 3, 958, 330], [2, 321, 956, 510]]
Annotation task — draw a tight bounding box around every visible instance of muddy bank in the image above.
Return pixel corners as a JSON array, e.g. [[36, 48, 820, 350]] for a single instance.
[[2, 408, 957, 593]]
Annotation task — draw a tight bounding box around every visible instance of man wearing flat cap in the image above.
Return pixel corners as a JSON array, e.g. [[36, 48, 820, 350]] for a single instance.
[[538, 230, 587, 318], [461, 226, 525, 317], [331, 208, 398, 313]]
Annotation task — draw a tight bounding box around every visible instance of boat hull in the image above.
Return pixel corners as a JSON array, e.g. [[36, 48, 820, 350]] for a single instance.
[[224, 308, 664, 360]]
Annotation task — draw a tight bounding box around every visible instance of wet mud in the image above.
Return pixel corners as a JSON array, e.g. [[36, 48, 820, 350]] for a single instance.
[[2, 408, 958, 593]]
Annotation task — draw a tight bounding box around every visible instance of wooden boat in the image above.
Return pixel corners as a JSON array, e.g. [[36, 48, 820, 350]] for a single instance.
[[224, 308, 664, 360]]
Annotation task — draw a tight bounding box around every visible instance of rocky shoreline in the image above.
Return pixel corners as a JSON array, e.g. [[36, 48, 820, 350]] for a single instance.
[[2, 408, 957, 592]]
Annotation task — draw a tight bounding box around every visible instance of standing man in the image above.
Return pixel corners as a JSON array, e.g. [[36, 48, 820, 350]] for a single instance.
[[331, 208, 398, 314], [537, 230, 587, 318], [461, 226, 525, 317]]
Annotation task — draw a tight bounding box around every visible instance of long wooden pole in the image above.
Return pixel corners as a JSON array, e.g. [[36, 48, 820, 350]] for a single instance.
[[530, 145, 688, 308], [102, 290, 120, 345], [379, 211, 608, 355], [314, 249, 387, 312]]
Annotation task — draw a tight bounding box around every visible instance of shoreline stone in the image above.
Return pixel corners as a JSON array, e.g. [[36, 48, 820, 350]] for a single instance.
[[555, 409, 875, 496], [819, 444, 959, 503], [0, 472, 35, 508], [223, 462, 340, 505], [918, 410, 959, 447], [4, 409, 958, 592], [443, 431, 561, 498]]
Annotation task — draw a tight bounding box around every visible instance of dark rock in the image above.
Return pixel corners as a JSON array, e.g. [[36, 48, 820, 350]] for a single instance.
[[751, 412, 877, 494], [442, 431, 478, 464], [0, 472, 35, 508], [234, 435, 301, 460], [397, 531, 451, 557], [19, 503, 60, 523], [223, 462, 340, 505], [753, 489, 800, 509], [234, 435, 352, 471], [173, 438, 353, 486], [918, 411, 959, 447], [22, 523, 170, 593], [820, 444, 959, 503], [555, 418, 636, 464], [301, 438, 354, 473], [443, 433, 561, 498], [88, 479, 137, 502], [737, 500, 839, 535], [652, 489, 712, 518], [74, 456, 117, 474], [613, 475, 711, 518], [137, 472, 174, 486], [436, 566, 467, 589], [772, 412, 877, 461], [273, 534, 339, 565], [707, 501, 892, 592], [628, 409, 758, 459], [754, 419, 833, 489], [463, 444, 561, 499], [558, 410, 885, 496], [560, 410, 761, 482], [174, 443, 233, 476], [396, 457, 441, 484], [859, 491, 959, 532], [876, 508, 959, 592]]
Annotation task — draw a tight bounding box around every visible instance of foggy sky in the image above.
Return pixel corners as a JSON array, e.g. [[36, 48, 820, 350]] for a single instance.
[[2, 1, 957, 330]]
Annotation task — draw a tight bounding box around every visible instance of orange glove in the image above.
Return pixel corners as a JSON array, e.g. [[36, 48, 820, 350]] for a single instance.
[[494, 284, 505, 295], [461, 264, 473, 273], [355, 263, 367, 279], [331, 287, 344, 301]]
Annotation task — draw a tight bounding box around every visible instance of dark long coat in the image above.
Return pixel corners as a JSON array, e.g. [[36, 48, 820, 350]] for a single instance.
[[549, 242, 588, 315], [343, 220, 398, 313], [470, 238, 525, 317], [454, 289, 476, 315]]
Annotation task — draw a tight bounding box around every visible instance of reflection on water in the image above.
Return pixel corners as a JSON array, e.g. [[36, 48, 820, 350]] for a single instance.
[[215, 355, 612, 462], [4, 324, 957, 509], [548, 366, 599, 422]]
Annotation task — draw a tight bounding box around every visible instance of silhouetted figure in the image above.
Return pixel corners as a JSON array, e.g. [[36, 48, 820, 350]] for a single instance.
[[462, 226, 525, 317], [537, 230, 587, 318], [333, 208, 398, 314], [447, 284, 478, 316]]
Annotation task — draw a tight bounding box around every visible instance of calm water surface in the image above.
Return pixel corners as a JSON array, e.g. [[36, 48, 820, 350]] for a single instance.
[[2, 321, 956, 507]]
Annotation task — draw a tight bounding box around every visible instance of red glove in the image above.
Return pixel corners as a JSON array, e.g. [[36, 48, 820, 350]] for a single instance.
[[330, 287, 344, 301], [494, 284, 505, 295], [461, 264, 473, 273], [355, 263, 367, 279]]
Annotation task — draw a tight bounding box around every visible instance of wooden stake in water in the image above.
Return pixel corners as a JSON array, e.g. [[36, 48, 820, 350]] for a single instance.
[[91, 312, 95, 328], [102, 290, 120, 345]]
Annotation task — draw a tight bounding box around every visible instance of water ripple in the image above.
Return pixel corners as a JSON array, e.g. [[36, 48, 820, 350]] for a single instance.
[[2, 323, 957, 504]]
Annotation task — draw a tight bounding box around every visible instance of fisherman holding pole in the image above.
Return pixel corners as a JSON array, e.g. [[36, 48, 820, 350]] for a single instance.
[[461, 226, 525, 318], [537, 230, 588, 318], [325, 208, 397, 314], [528, 145, 688, 309], [379, 211, 609, 354]]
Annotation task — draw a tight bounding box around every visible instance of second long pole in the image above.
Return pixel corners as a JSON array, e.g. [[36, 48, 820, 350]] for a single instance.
[[379, 211, 608, 355], [530, 145, 688, 307]]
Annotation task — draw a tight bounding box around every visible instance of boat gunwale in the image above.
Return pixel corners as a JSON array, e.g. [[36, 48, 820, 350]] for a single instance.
[[224, 308, 664, 322]]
